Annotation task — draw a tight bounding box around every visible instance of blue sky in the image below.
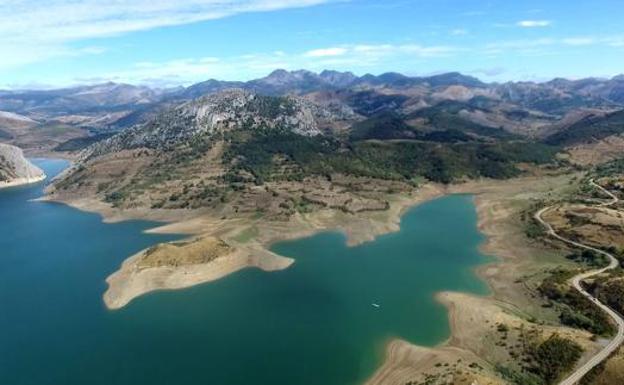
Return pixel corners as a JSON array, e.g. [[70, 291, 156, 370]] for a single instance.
[[2, 0, 624, 88]]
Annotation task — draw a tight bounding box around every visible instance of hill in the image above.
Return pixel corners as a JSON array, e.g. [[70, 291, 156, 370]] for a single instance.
[[545, 110, 624, 146], [0, 143, 45, 187], [48, 89, 559, 218]]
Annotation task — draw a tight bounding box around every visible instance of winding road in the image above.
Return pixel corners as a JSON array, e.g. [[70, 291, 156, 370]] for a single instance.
[[534, 179, 624, 385]]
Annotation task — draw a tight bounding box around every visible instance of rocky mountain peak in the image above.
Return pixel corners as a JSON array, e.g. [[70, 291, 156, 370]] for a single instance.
[[84, 89, 345, 159], [319, 70, 358, 87]]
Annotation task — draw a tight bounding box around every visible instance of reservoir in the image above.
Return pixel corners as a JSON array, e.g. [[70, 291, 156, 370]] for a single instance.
[[0, 159, 490, 385]]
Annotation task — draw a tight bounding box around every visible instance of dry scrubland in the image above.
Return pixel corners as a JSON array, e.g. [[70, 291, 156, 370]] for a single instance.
[[367, 172, 605, 385], [36, 81, 624, 385], [49, 163, 624, 385], [538, 172, 624, 385]]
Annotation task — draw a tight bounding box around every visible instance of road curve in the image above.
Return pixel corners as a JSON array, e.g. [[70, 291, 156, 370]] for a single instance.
[[590, 179, 618, 207], [534, 179, 624, 385]]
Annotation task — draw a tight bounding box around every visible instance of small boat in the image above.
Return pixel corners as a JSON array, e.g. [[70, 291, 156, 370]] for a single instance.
[[372, 303, 380, 308]]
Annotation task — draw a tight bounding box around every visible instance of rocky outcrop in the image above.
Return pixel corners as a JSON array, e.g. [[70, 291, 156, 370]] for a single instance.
[[0, 143, 45, 188], [84, 89, 355, 159]]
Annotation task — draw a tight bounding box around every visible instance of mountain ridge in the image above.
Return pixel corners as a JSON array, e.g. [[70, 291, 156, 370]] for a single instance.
[[3, 69, 624, 156]]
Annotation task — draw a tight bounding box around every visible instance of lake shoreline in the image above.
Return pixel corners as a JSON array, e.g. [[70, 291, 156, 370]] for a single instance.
[[0, 174, 46, 189], [46, 182, 450, 310], [365, 185, 509, 385], [40, 159, 499, 382], [43, 178, 514, 383], [42, 173, 589, 385], [366, 173, 603, 385]]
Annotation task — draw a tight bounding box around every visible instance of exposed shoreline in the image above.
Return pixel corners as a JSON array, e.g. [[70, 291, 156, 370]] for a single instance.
[[104, 244, 294, 309], [47, 182, 449, 310], [365, 192, 509, 385], [366, 173, 605, 385], [0, 174, 46, 189], [43, 173, 595, 384]]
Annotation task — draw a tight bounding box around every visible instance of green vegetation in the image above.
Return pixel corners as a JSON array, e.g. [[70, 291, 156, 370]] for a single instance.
[[224, 127, 559, 185], [590, 278, 624, 315], [349, 112, 476, 143], [407, 101, 517, 139], [565, 249, 608, 267], [57, 90, 567, 213], [421, 129, 473, 143], [528, 334, 583, 384], [528, 95, 601, 115], [346, 90, 409, 116], [594, 157, 624, 178], [539, 268, 616, 336], [579, 345, 621, 385], [497, 323, 510, 332], [497, 333, 583, 385], [525, 218, 546, 239], [349, 112, 416, 140], [496, 365, 545, 385], [545, 110, 624, 146], [520, 202, 548, 239], [104, 190, 128, 207], [54, 133, 114, 152], [223, 127, 339, 183]]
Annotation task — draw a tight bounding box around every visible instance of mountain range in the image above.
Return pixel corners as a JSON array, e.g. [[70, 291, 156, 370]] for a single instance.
[[5, 69, 624, 212], [2, 70, 624, 139]]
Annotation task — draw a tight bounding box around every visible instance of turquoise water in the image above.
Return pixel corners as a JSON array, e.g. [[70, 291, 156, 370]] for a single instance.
[[0, 159, 491, 385]]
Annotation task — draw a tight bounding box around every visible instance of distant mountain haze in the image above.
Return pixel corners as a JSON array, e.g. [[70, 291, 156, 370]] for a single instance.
[[2, 70, 624, 156]]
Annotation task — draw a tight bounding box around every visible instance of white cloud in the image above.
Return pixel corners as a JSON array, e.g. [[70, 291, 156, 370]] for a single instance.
[[472, 67, 506, 77], [485, 35, 624, 56], [486, 38, 556, 50], [450, 28, 468, 36], [0, 0, 333, 70], [480, 34, 624, 60], [304, 47, 348, 57], [605, 37, 624, 47], [352, 44, 457, 58], [562, 37, 595, 46], [516, 20, 551, 28], [60, 42, 459, 87], [79, 46, 109, 55]]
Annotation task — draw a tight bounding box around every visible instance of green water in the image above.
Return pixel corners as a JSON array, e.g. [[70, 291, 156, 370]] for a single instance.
[[0, 159, 491, 385]]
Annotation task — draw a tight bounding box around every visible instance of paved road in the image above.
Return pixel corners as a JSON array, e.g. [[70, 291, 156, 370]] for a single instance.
[[534, 179, 624, 385]]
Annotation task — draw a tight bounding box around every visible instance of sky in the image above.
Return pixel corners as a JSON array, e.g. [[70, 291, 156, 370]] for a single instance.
[[2, 0, 624, 89]]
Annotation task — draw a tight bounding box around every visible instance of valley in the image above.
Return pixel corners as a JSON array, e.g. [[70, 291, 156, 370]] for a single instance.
[[4, 70, 624, 385]]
